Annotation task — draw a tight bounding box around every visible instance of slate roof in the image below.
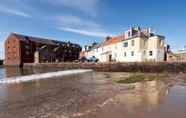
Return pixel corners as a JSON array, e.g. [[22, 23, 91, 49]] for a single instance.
[[11, 33, 80, 47]]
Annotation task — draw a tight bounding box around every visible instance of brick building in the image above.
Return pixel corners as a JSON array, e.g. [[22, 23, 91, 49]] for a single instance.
[[167, 50, 186, 62], [4, 33, 82, 66]]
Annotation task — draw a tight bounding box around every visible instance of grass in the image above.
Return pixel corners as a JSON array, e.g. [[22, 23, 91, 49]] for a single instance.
[[116, 74, 167, 84]]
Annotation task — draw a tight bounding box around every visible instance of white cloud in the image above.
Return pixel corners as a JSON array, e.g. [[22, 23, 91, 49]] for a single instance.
[[59, 27, 112, 37], [56, 15, 100, 29], [0, 6, 31, 18], [0, 32, 9, 60], [44, 0, 99, 16], [55, 15, 112, 37]]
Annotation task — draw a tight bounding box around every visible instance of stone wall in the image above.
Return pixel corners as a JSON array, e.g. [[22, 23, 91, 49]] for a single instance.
[[24, 62, 186, 73]]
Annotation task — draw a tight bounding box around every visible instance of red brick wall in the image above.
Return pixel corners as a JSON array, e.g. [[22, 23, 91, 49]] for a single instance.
[[4, 34, 22, 66], [20, 41, 35, 63]]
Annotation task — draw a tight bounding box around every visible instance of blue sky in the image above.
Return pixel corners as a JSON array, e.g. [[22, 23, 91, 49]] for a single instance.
[[0, 0, 186, 59]]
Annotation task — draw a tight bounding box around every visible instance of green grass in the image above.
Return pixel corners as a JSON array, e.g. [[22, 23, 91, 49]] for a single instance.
[[116, 74, 167, 84]]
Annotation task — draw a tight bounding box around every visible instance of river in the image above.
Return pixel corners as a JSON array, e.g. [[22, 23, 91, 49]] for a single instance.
[[0, 68, 185, 118]]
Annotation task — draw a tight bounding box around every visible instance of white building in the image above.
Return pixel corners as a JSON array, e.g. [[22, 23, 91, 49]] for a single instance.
[[82, 27, 166, 62]]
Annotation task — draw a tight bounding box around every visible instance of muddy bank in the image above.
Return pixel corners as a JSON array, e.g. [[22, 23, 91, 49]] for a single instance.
[[24, 62, 186, 73]]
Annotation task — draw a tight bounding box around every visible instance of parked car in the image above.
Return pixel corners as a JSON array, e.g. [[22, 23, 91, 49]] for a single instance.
[[79, 56, 99, 63], [87, 56, 99, 62]]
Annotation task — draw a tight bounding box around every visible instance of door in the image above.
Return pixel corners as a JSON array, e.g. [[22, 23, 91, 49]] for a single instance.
[[109, 54, 112, 62]]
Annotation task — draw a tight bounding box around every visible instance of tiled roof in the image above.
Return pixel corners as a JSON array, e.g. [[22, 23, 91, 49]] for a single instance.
[[92, 32, 147, 49], [85, 27, 164, 50], [101, 36, 123, 47]]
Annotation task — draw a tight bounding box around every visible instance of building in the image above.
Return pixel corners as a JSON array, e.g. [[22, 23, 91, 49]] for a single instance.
[[167, 49, 186, 62], [4, 33, 82, 66], [82, 27, 166, 62]]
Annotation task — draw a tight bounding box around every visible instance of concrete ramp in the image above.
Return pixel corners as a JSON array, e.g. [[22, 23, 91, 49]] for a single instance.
[[0, 69, 93, 84]]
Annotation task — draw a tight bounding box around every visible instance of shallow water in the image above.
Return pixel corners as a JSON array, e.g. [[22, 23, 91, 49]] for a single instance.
[[95, 82, 186, 118], [0, 72, 185, 118]]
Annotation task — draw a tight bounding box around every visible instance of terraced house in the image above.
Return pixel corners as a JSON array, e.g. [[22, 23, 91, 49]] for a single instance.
[[82, 27, 166, 62]]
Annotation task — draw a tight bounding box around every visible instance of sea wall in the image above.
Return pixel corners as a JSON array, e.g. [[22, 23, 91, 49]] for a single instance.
[[23, 62, 186, 73], [0, 69, 92, 84]]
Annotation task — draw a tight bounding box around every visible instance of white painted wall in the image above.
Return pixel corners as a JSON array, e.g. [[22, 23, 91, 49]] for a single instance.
[[85, 36, 165, 62]]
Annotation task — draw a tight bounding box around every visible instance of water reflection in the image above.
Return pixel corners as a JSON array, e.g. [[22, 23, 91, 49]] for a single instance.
[[5, 67, 34, 77], [114, 81, 168, 113], [96, 81, 186, 118], [0, 72, 96, 116], [0, 72, 185, 118]]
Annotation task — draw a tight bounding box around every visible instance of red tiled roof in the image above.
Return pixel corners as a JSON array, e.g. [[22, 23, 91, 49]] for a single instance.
[[101, 36, 124, 47]]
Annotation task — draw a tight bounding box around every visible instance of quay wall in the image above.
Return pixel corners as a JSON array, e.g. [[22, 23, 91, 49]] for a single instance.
[[22, 62, 186, 73]]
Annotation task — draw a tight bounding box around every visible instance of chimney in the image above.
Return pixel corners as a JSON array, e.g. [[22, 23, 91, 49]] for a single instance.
[[148, 28, 152, 34], [105, 36, 111, 41], [84, 45, 89, 51]]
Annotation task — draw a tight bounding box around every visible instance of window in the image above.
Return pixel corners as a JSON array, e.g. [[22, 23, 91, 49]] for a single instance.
[[115, 53, 117, 58], [149, 51, 153, 56], [131, 51, 134, 56], [26, 51, 30, 55], [123, 42, 128, 47], [25, 45, 30, 49], [144, 50, 146, 56], [144, 40, 146, 47], [94, 49, 96, 53], [132, 40, 135, 46], [124, 52, 127, 57]]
